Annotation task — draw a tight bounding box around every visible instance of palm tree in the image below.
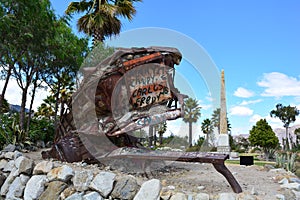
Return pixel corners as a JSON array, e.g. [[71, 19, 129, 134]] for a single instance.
[[211, 108, 220, 134], [201, 118, 213, 142], [65, 0, 142, 44], [211, 108, 232, 134], [270, 103, 300, 150], [183, 98, 201, 147]]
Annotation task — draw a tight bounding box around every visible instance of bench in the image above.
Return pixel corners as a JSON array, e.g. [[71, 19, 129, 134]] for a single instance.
[[98, 147, 242, 193]]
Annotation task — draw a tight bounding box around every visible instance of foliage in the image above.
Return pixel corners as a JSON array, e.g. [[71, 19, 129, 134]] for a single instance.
[[28, 116, 54, 143], [80, 42, 115, 69], [65, 0, 142, 43], [249, 119, 279, 161], [231, 135, 250, 153], [0, 97, 9, 113], [275, 152, 297, 172], [183, 98, 201, 146], [270, 103, 300, 150], [185, 136, 205, 152], [211, 108, 231, 134], [162, 134, 189, 149], [0, 112, 54, 149]]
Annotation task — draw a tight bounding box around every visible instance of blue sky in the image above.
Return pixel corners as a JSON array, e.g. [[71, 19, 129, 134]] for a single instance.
[[3, 1, 299, 141]]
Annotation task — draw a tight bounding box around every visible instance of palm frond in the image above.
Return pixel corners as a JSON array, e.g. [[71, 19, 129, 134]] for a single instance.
[[65, 1, 93, 15]]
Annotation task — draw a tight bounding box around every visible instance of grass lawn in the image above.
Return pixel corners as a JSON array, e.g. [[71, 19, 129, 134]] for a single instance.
[[225, 159, 276, 167]]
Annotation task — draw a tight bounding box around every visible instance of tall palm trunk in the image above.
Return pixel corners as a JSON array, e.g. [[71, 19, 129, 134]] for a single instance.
[[189, 122, 192, 147]]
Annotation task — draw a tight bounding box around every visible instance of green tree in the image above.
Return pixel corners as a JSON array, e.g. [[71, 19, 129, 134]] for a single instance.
[[183, 98, 201, 147], [270, 103, 300, 150], [41, 19, 89, 130], [249, 119, 279, 161], [9, 0, 55, 130], [65, 0, 142, 44]]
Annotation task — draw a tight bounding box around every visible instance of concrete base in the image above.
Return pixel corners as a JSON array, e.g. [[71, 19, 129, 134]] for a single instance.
[[217, 134, 230, 154]]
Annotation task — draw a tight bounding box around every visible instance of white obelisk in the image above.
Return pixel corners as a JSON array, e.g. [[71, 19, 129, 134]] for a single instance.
[[217, 70, 230, 154]]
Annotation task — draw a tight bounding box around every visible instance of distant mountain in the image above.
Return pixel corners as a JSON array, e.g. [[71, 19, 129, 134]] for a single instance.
[[274, 124, 300, 144], [9, 104, 30, 113], [233, 124, 300, 145]]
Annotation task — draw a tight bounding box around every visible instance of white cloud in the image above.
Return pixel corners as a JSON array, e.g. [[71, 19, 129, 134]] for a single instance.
[[234, 87, 254, 98], [197, 100, 212, 110], [240, 99, 262, 106], [229, 106, 253, 116], [249, 114, 263, 123], [257, 72, 300, 97], [249, 114, 283, 129]]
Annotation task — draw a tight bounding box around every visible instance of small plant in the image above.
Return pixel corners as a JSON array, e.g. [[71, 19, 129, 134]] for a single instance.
[[275, 151, 297, 172], [275, 152, 286, 168], [286, 152, 297, 172]]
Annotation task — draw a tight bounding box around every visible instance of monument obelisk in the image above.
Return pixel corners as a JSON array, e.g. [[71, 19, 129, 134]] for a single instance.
[[217, 70, 230, 154]]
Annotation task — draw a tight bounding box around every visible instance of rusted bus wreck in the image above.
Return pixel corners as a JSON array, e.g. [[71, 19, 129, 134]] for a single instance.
[[42, 46, 243, 193], [42, 46, 187, 163]]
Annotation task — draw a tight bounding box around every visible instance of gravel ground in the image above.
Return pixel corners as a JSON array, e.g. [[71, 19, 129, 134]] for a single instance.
[[24, 149, 298, 200]]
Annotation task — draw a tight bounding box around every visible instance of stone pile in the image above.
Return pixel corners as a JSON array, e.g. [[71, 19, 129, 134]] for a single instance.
[[0, 148, 300, 200]]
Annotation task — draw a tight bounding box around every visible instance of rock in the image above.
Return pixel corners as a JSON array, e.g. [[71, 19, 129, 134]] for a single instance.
[[0, 159, 8, 170], [36, 140, 45, 148], [3, 144, 16, 152], [278, 178, 289, 184], [15, 156, 34, 175], [275, 194, 285, 200], [24, 175, 47, 200], [264, 164, 275, 170], [39, 181, 68, 200], [160, 190, 173, 200], [0, 167, 18, 196], [111, 175, 139, 200], [133, 179, 161, 200], [4, 152, 14, 160], [218, 193, 237, 200], [270, 168, 286, 173], [60, 187, 77, 200], [47, 165, 74, 182], [33, 161, 53, 175], [45, 141, 53, 148], [238, 193, 257, 200], [83, 191, 104, 200], [2, 160, 15, 172], [13, 151, 23, 160], [167, 185, 176, 190], [6, 174, 29, 199], [89, 171, 116, 198], [0, 172, 6, 188], [280, 182, 300, 191], [170, 192, 187, 200], [250, 187, 258, 195], [65, 192, 84, 200], [197, 186, 205, 190], [290, 177, 300, 184], [194, 193, 210, 200], [73, 170, 94, 192], [292, 190, 300, 200]]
